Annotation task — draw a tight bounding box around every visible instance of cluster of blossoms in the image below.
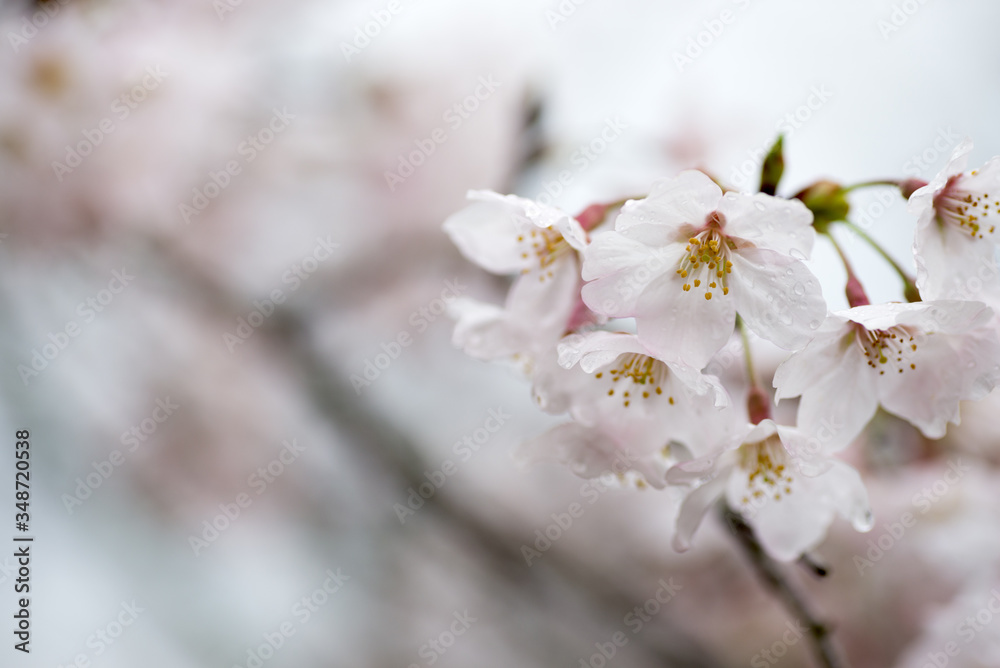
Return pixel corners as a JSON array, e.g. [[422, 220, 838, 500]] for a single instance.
[[442, 139, 1000, 562]]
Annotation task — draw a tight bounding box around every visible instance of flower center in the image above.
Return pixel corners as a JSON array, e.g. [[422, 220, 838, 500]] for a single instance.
[[676, 227, 734, 301], [518, 227, 571, 281], [597, 353, 674, 408], [738, 435, 793, 504], [855, 324, 918, 376], [934, 175, 999, 239]]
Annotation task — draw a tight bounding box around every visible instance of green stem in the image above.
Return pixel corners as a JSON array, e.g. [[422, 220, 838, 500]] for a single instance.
[[738, 317, 773, 423], [737, 316, 756, 388], [843, 179, 901, 193], [824, 231, 870, 307], [838, 220, 920, 302]]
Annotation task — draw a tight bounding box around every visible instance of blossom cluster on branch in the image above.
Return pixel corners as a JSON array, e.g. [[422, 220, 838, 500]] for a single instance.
[[442, 138, 1000, 562]]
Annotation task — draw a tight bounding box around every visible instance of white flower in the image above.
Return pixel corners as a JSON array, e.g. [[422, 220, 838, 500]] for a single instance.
[[667, 419, 873, 562], [521, 331, 733, 488], [580, 170, 826, 368], [909, 139, 1000, 302], [773, 301, 1000, 447], [443, 190, 588, 361]]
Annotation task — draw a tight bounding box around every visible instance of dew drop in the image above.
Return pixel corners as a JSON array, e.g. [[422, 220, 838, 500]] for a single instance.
[[793, 284, 805, 296], [754, 201, 767, 211], [808, 319, 821, 329], [789, 248, 807, 261]]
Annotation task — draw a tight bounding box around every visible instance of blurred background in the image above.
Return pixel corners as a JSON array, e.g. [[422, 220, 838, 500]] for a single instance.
[[2, 0, 1000, 666]]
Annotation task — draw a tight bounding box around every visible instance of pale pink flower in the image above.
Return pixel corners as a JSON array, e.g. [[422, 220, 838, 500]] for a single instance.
[[668, 419, 873, 562], [909, 139, 1000, 302], [443, 190, 588, 361], [521, 331, 732, 488], [773, 300, 1000, 447], [581, 170, 825, 368]]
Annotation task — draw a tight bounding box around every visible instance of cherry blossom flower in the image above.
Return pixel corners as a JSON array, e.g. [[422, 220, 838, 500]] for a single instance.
[[580, 170, 826, 368], [667, 419, 873, 562], [773, 300, 1000, 448], [443, 190, 588, 361], [909, 140, 1000, 302], [521, 331, 733, 487]]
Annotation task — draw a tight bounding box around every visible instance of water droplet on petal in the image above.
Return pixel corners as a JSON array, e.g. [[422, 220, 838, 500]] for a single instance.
[[789, 248, 807, 261], [785, 269, 794, 276], [809, 319, 821, 329], [754, 201, 767, 211], [793, 284, 805, 296]]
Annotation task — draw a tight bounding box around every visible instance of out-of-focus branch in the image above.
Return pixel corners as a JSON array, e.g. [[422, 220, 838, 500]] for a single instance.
[[148, 234, 730, 668], [720, 505, 845, 668]]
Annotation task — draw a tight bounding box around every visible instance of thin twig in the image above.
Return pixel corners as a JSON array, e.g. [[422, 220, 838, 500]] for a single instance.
[[720, 505, 845, 668]]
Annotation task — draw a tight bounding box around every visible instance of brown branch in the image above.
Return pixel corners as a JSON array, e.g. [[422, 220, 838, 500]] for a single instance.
[[720, 505, 845, 668]]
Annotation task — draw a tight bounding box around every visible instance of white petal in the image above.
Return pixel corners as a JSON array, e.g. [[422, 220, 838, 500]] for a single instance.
[[557, 331, 728, 406], [816, 461, 874, 533], [913, 213, 1000, 302], [733, 460, 871, 562], [797, 353, 878, 454], [616, 170, 721, 239], [634, 270, 737, 369], [907, 138, 973, 218], [529, 352, 584, 416], [672, 472, 729, 553], [451, 254, 579, 361], [772, 315, 851, 402], [877, 325, 1000, 438], [450, 298, 521, 359], [730, 248, 827, 351], [443, 191, 533, 274], [580, 232, 683, 317], [517, 423, 669, 488], [717, 191, 815, 258], [517, 423, 619, 478]]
